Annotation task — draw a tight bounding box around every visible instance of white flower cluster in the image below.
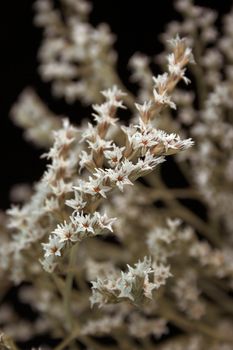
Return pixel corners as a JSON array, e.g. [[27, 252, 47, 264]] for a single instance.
[[132, 35, 194, 123], [147, 218, 183, 262], [128, 314, 168, 339], [90, 257, 171, 307], [41, 80, 193, 272], [172, 270, 206, 320], [34, 0, 118, 105], [122, 119, 194, 158], [167, 35, 194, 84], [81, 314, 122, 336], [41, 211, 116, 272], [10, 89, 62, 148], [2, 0, 233, 348], [0, 119, 81, 283]]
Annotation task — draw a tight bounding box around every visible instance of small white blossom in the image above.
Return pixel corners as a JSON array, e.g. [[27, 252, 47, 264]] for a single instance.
[[110, 171, 133, 191], [86, 177, 111, 198], [101, 85, 127, 109], [153, 88, 176, 110], [42, 236, 64, 258], [40, 255, 57, 273], [135, 153, 165, 176], [106, 162, 134, 191], [52, 221, 79, 243], [104, 144, 125, 167], [131, 130, 158, 153], [79, 150, 95, 172], [92, 102, 118, 126], [80, 122, 97, 143], [73, 175, 111, 198], [167, 53, 190, 84], [117, 273, 134, 300], [87, 136, 112, 152], [135, 100, 153, 119], [94, 212, 116, 232], [153, 73, 169, 89], [71, 212, 97, 234], [49, 179, 73, 197], [65, 191, 87, 211]]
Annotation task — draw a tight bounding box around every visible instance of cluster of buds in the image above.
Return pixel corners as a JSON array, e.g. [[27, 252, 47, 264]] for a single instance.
[[135, 35, 194, 124], [34, 0, 118, 104], [90, 257, 171, 307], [41, 62, 193, 271], [41, 211, 116, 272]]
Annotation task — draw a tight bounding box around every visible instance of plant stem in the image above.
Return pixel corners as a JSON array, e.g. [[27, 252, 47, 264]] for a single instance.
[[159, 299, 233, 342], [54, 328, 80, 350], [145, 173, 221, 246], [191, 31, 207, 109], [146, 187, 202, 201], [64, 242, 79, 332], [0, 333, 19, 350]]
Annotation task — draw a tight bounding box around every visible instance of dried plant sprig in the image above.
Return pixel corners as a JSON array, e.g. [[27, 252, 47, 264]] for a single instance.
[[2, 0, 233, 348], [90, 256, 171, 307], [135, 35, 194, 124], [41, 41, 194, 271]]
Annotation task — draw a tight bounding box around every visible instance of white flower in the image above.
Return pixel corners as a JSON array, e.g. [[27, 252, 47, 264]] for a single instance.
[[101, 85, 127, 109], [49, 179, 73, 196], [79, 122, 97, 143], [42, 236, 64, 258], [94, 212, 116, 232], [167, 54, 190, 84], [92, 102, 118, 126], [106, 162, 134, 192], [150, 130, 194, 154], [87, 136, 112, 152], [111, 171, 133, 191], [86, 177, 111, 198], [136, 153, 165, 173], [52, 221, 79, 243], [71, 211, 115, 236], [118, 273, 134, 300], [51, 119, 77, 151], [131, 130, 158, 153], [121, 124, 137, 144], [65, 191, 87, 211], [104, 145, 125, 167], [44, 197, 59, 212], [40, 256, 57, 273], [128, 257, 154, 277], [153, 73, 169, 89], [135, 100, 153, 118], [120, 159, 138, 174], [143, 274, 158, 299], [71, 212, 96, 234], [167, 34, 184, 49], [172, 137, 194, 152], [73, 174, 111, 198], [153, 88, 176, 110], [167, 35, 194, 64], [79, 150, 95, 172], [153, 263, 172, 288]]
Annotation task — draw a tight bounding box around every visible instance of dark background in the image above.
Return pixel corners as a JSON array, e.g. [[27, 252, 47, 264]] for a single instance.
[[0, 0, 232, 210]]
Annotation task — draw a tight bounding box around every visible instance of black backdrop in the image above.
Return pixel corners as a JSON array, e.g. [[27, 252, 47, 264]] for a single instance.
[[0, 0, 232, 210]]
